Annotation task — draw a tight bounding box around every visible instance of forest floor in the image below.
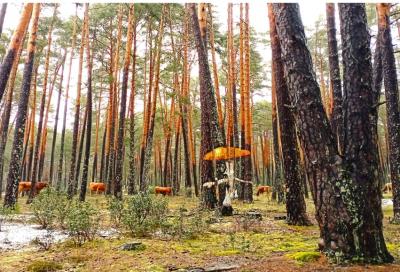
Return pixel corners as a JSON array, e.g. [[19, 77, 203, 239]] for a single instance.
[[0, 193, 399, 272]]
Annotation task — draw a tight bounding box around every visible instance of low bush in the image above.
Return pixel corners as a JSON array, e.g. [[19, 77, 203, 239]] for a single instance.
[[121, 193, 168, 236], [27, 260, 62, 272], [65, 200, 99, 246], [31, 229, 55, 251], [31, 188, 58, 229], [0, 206, 13, 232], [164, 207, 209, 240], [31, 188, 70, 229], [108, 197, 124, 228]]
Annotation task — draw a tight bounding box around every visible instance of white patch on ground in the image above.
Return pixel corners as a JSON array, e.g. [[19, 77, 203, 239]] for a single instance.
[[382, 199, 393, 207], [0, 222, 119, 251], [0, 223, 68, 250]]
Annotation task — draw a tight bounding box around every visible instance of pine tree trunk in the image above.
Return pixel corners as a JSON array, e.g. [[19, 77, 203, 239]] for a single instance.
[[27, 5, 57, 203], [190, 3, 225, 209], [270, 57, 284, 203], [99, 126, 107, 183], [26, 67, 38, 185], [326, 3, 344, 153], [377, 3, 400, 222], [49, 52, 66, 186], [127, 15, 137, 195], [208, 4, 224, 140], [0, 4, 32, 103], [141, 6, 166, 192], [107, 7, 123, 195], [92, 82, 102, 183], [273, 3, 393, 262], [75, 106, 87, 194], [242, 4, 253, 203], [0, 28, 27, 199], [172, 116, 181, 194], [37, 54, 62, 183], [67, 7, 87, 199], [115, 4, 134, 199], [79, 4, 91, 202], [3, 4, 40, 208], [0, 3, 7, 36], [268, 3, 310, 225], [57, 5, 77, 191]]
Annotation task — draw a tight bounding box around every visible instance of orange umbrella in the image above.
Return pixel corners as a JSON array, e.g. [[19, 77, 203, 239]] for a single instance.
[[203, 146, 250, 161]]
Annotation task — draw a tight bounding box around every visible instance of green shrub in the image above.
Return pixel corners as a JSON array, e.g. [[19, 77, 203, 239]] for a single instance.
[[31, 188, 58, 228], [107, 197, 124, 228], [27, 260, 62, 272], [52, 192, 70, 229], [122, 193, 168, 236], [65, 200, 99, 246], [31, 188, 70, 229], [164, 207, 209, 239], [0, 206, 13, 232]]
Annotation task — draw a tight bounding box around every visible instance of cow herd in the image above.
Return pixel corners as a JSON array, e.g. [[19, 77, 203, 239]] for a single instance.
[[16, 181, 393, 198]]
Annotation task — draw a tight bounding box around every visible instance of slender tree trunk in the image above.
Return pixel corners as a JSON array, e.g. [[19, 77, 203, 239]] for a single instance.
[[92, 83, 102, 183], [115, 4, 134, 199], [141, 6, 166, 192], [242, 4, 253, 202], [99, 125, 107, 183], [377, 3, 400, 222], [0, 4, 32, 103], [0, 28, 27, 198], [172, 116, 181, 194], [28, 5, 57, 203], [208, 4, 224, 140], [26, 67, 38, 185], [3, 4, 40, 208], [67, 7, 86, 199], [326, 3, 344, 153], [190, 3, 225, 209], [127, 14, 137, 195], [268, 3, 310, 225], [37, 56, 63, 183], [79, 4, 91, 202], [49, 52, 66, 186], [105, 10, 122, 195], [75, 106, 87, 194], [0, 3, 8, 37], [270, 56, 284, 202], [57, 5, 77, 191]]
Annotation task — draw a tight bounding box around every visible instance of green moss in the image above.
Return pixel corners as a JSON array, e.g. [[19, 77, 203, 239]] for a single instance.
[[286, 251, 321, 263], [27, 260, 62, 272]]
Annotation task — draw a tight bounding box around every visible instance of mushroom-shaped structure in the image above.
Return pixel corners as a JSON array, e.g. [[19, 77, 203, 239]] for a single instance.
[[203, 146, 251, 216], [203, 147, 250, 161]]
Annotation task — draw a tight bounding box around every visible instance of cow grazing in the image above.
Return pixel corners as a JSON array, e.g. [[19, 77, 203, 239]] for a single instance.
[[89, 182, 106, 195], [383, 182, 392, 194], [18, 181, 48, 196], [155, 186, 172, 196], [256, 185, 271, 196]]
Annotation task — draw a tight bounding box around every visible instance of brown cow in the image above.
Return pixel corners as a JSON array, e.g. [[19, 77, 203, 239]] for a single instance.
[[155, 186, 172, 196], [89, 182, 106, 195], [256, 185, 271, 196], [383, 182, 392, 194], [18, 181, 48, 196]]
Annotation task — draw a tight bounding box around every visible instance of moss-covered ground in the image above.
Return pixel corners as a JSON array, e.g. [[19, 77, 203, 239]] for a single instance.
[[1, 194, 399, 272]]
